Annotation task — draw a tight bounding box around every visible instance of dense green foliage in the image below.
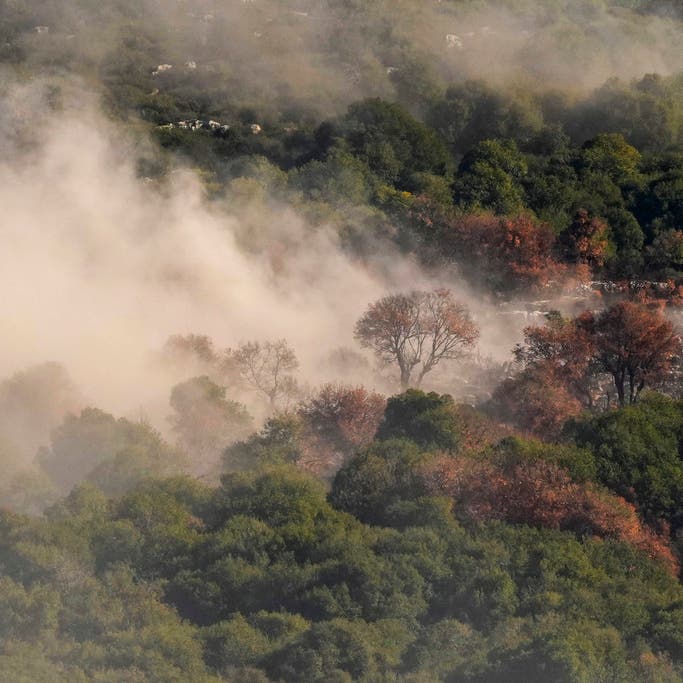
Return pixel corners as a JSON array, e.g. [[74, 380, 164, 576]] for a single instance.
[[565, 393, 683, 531], [2, 364, 683, 681], [376, 390, 462, 451], [1, 430, 682, 681], [2, 369, 683, 681], [2, 446, 682, 681]]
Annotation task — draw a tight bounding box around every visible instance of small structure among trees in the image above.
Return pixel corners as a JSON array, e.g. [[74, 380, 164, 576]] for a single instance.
[[354, 288, 479, 389]]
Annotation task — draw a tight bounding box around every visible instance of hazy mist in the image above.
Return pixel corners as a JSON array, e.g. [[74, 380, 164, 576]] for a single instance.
[[0, 79, 428, 424], [7, 0, 683, 117], [1, 0, 681, 464]]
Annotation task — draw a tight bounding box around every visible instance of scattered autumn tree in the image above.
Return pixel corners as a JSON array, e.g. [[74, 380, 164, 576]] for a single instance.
[[225, 339, 300, 409], [585, 301, 681, 406], [558, 210, 611, 268], [500, 305, 617, 436], [446, 403, 512, 452], [299, 384, 386, 457], [224, 385, 385, 478], [514, 310, 600, 409], [490, 366, 583, 438], [463, 214, 570, 291], [354, 289, 479, 389], [511, 303, 681, 409], [408, 201, 571, 294]]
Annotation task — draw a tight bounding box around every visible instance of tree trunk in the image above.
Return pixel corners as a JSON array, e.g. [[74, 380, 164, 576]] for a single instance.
[[628, 369, 637, 405], [415, 366, 430, 388], [400, 366, 411, 391], [614, 369, 625, 407]]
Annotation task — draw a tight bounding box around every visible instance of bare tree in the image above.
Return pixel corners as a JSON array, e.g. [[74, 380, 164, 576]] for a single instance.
[[226, 339, 300, 409], [354, 289, 479, 389]]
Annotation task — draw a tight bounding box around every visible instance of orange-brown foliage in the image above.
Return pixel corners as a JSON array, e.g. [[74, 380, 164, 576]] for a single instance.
[[490, 366, 583, 438], [559, 210, 610, 268], [421, 455, 678, 574], [449, 214, 568, 292], [513, 301, 682, 408], [300, 384, 386, 450], [297, 384, 386, 477], [408, 200, 572, 294], [450, 403, 513, 451], [515, 312, 598, 408], [585, 301, 682, 405]]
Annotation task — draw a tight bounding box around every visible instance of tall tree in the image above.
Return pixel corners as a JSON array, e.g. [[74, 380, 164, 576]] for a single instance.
[[514, 311, 599, 409], [354, 289, 478, 389]]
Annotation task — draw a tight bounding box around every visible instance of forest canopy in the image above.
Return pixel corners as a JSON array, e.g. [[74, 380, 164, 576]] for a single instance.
[[1, 0, 683, 681]]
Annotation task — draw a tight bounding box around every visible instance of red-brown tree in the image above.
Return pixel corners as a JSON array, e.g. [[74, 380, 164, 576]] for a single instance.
[[513, 302, 681, 408], [583, 301, 681, 406], [299, 384, 386, 453], [558, 209, 611, 268], [491, 366, 583, 438], [354, 288, 479, 389], [421, 454, 678, 574], [297, 384, 386, 476], [514, 311, 599, 408], [408, 200, 572, 294]]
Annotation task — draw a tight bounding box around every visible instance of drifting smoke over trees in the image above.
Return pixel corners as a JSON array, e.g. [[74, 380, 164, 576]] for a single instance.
[[169, 376, 253, 476], [2, 0, 683, 681]]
